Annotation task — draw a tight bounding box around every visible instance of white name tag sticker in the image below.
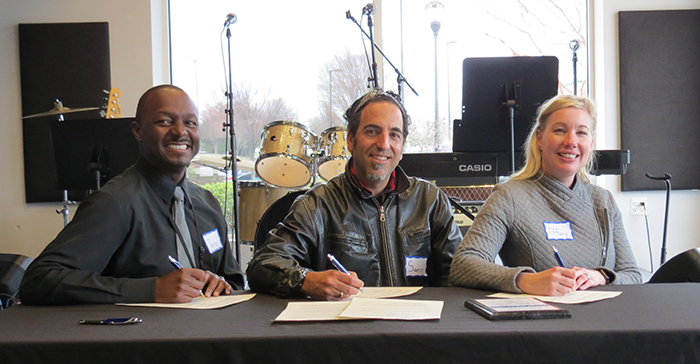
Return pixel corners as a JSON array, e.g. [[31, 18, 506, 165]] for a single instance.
[[543, 221, 574, 240], [405, 256, 428, 277], [203, 229, 223, 254]]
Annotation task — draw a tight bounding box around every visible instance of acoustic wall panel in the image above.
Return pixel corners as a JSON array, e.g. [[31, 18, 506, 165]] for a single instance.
[[19, 22, 111, 202], [619, 10, 700, 191]]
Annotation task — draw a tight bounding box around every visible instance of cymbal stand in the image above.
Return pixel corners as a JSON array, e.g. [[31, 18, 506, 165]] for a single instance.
[[56, 190, 76, 227], [55, 110, 74, 227], [310, 149, 325, 186]]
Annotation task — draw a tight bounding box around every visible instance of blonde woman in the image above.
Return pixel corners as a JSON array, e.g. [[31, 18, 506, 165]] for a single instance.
[[449, 95, 641, 295]]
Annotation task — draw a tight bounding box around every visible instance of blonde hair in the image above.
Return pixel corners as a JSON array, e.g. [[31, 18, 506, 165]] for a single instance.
[[510, 94, 598, 183]]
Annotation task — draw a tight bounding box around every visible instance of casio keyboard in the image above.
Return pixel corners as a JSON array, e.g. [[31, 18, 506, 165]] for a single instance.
[[399, 150, 630, 234], [399, 150, 630, 187]]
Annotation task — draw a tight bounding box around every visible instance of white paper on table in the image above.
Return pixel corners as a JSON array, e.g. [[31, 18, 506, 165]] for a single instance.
[[351, 286, 422, 299], [274, 301, 352, 322], [487, 290, 621, 304], [116, 293, 256, 309], [339, 297, 443, 320]]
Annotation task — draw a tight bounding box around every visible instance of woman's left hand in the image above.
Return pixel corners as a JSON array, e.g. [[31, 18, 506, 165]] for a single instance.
[[572, 267, 606, 291]]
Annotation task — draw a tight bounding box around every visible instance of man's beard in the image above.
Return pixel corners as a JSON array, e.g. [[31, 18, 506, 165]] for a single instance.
[[366, 162, 389, 182]]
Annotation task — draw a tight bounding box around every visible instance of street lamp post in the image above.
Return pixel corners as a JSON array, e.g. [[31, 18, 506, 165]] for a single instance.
[[426, 1, 444, 151], [446, 40, 457, 139], [328, 69, 342, 128], [184, 56, 200, 113]]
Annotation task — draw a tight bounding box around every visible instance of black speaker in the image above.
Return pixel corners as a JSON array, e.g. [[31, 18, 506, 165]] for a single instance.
[[648, 248, 700, 283], [0, 254, 33, 308]]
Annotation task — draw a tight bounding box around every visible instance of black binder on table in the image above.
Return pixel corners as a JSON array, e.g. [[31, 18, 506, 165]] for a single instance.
[[465, 298, 571, 321]]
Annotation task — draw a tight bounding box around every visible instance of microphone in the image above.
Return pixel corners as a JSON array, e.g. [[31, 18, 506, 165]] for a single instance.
[[224, 13, 237, 26], [362, 3, 376, 15], [569, 40, 580, 51]]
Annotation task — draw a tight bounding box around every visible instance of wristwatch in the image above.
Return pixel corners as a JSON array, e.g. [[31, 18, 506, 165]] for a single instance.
[[286, 267, 310, 292]]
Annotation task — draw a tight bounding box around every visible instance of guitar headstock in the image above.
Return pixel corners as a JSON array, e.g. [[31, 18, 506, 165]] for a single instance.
[[104, 88, 122, 118]]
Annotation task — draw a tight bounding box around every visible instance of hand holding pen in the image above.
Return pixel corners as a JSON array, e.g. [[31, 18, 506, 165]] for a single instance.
[[328, 254, 364, 292], [551, 247, 604, 292], [155, 256, 229, 302], [297, 255, 365, 301], [516, 247, 578, 296]]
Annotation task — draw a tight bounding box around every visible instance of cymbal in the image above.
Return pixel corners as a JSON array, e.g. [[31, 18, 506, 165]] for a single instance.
[[23, 100, 99, 119], [192, 153, 255, 171]]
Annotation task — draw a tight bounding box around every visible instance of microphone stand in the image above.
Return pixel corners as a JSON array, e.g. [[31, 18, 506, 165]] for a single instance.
[[366, 11, 379, 89], [646, 173, 672, 265], [572, 46, 578, 96], [502, 82, 520, 174], [224, 24, 241, 264], [346, 11, 418, 99]]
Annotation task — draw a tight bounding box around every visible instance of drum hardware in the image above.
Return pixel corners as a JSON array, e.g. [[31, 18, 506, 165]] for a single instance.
[[56, 190, 76, 227], [22, 100, 99, 121]]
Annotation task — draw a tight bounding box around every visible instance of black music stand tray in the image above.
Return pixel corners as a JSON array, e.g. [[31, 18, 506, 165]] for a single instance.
[[454, 56, 559, 173], [51, 118, 140, 191]]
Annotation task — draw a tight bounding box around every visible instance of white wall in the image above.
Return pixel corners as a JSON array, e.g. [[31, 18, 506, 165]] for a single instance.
[[591, 0, 700, 275], [0, 0, 168, 258]]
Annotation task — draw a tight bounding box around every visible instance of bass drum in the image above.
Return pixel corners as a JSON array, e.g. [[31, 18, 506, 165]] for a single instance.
[[255, 120, 317, 188], [317, 126, 351, 181], [238, 181, 292, 243]]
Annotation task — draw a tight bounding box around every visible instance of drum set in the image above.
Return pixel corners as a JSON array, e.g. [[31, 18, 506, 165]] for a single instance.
[[238, 120, 351, 245], [254, 120, 350, 188]]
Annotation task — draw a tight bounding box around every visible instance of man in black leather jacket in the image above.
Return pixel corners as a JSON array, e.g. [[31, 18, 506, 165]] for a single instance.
[[247, 90, 463, 300]]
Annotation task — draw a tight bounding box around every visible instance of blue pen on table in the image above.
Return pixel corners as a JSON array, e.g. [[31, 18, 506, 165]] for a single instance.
[[327, 254, 364, 292], [552, 246, 567, 268], [168, 255, 204, 297]]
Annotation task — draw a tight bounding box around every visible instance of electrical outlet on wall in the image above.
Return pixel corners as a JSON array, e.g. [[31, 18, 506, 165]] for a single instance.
[[631, 197, 648, 216]]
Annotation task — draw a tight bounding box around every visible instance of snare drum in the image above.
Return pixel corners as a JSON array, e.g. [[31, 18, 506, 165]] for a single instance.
[[255, 121, 317, 188], [238, 181, 291, 243], [317, 126, 351, 181]]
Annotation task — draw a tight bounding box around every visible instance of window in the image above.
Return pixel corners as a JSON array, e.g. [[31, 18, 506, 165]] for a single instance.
[[170, 0, 588, 175]]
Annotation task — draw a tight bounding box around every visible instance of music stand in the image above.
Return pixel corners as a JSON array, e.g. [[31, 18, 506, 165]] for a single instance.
[[51, 118, 140, 191], [454, 56, 559, 173]]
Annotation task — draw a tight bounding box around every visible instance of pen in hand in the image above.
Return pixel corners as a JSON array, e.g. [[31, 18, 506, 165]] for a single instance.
[[168, 255, 184, 269], [552, 246, 567, 268], [168, 255, 204, 297], [327, 254, 364, 292]]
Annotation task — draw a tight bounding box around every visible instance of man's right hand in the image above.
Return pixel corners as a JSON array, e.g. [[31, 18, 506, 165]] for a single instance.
[[301, 270, 365, 301], [155, 268, 207, 303]]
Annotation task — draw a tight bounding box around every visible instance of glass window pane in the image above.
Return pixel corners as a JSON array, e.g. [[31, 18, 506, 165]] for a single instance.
[[170, 0, 588, 167], [381, 0, 588, 152]]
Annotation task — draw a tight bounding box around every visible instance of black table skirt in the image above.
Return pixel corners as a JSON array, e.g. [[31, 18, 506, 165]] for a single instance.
[[1, 284, 700, 364]]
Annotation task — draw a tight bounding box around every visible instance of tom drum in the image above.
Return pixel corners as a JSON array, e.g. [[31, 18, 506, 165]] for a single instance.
[[317, 126, 351, 181], [255, 120, 317, 188]]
